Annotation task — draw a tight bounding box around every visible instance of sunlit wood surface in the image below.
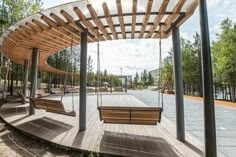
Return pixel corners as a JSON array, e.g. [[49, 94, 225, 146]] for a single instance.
[[0, 93, 214, 157]]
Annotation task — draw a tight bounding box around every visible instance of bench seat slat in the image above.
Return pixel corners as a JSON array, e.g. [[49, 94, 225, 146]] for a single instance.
[[30, 98, 76, 117], [98, 106, 162, 125]]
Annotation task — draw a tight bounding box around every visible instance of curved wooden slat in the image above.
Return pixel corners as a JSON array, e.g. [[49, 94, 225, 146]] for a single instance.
[[146, 0, 170, 38], [116, 0, 126, 39], [131, 0, 137, 39], [139, 0, 153, 38], [102, 2, 118, 40], [73, 7, 104, 41], [87, 4, 112, 40]]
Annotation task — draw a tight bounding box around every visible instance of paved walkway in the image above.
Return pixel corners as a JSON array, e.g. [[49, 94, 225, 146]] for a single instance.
[[184, 95, 236, 109], [130, 90, 236, 157]]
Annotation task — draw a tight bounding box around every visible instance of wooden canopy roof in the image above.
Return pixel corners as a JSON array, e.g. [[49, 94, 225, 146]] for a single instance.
[[0, 0, 198, 76]]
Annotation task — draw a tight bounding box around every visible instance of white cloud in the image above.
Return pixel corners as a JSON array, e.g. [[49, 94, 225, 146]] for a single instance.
[[207, 0, 221, 9], [87, 39, 172, 76]]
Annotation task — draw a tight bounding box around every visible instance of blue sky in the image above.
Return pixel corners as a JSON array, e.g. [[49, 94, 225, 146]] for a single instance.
[[42, 0, 236, 76]]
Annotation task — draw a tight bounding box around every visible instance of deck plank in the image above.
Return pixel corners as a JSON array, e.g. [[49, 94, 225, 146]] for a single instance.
[[0, 94, 215, 157]]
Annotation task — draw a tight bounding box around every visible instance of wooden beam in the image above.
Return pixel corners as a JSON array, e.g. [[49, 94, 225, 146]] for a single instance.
[[146, 0, 170, 38], [10, 31, 25, 41], [60, 10, 96, 42], [159, 0, 186, 36], [60, 10, 75, 24], [176, 0, 198, 27], [8, 31, 27, 44], [9, 26, 69, 50], [59, 10, 86, 33], [19, 25, 71, 47], [74, 7, 104, 41], [116, 0, 126, 39], [28, 21, 80, 44], [131, 0, 137, 39], [139, 0, 153, 38], [153, 29, 168, 38], [41, 15, 81, 41], [50, 13, 94, 41], [87, 4, 112, 40], [32, 19, 49, 30], [102, 2, 118, 39], [25, 22, 74, 46], [19, 25, 36, 35]]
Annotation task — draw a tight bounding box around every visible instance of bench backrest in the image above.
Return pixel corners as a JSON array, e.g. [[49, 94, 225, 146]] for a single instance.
[[99, 87, 109, 92], [68, 88, 80, 93], [30, 98, 65, 112], [114, 87, 123, 92], [87, 88, 95, 93], [51, 88, 63, 94], [36, 89, 46, 94]]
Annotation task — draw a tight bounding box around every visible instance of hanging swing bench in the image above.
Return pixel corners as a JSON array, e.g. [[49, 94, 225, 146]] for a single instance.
[[98, 106, 162, 125], [29, 98, 76, 117], [29, 36, 76, 117], [96, 28, 164, 125]]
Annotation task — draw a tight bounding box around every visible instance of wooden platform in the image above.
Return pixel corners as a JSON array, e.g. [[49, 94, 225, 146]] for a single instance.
[[0, 94, 210, 157]]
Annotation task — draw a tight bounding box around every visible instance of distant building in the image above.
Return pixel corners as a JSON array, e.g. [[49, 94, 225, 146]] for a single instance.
[[149, 69, 159, 85], [122, 75, 132, 86], [127, 75, 132, 82]]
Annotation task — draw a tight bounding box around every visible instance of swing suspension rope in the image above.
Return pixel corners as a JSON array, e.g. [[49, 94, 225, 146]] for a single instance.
[[61, 35, 75, 111], [158, 24, 164, 110], [96, 29, 102, 108], [71, 36, 75, 112]]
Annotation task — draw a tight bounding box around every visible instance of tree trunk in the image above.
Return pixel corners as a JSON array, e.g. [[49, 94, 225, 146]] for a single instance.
[[230, 80, 235, 102], [15, 64, 18, 88], [10, 62, 14, 96], [2, 61, 10, 99], [0, 53, 3, 84], [7, 70, 10, 92]]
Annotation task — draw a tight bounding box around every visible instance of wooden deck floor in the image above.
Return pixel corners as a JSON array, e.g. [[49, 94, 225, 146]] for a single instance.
[[0, 93, 208, 157]]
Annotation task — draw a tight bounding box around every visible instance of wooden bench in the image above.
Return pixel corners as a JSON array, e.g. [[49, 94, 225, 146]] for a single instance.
[[87, 88, 95, 93], [51, 88, 63, 95], [68, 88, 80, 93], [37, 89, 50, 98], [98, 106, 162, 125], [114, 87, 123, 92], [17, 91, 30, 104], [30, 98, 76, 117], [99, 87, 109, 92]]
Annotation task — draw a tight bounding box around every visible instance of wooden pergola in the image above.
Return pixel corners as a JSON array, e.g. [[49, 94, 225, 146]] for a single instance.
[[0, 1, 217, 157], [0, 0, 198, 75]]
